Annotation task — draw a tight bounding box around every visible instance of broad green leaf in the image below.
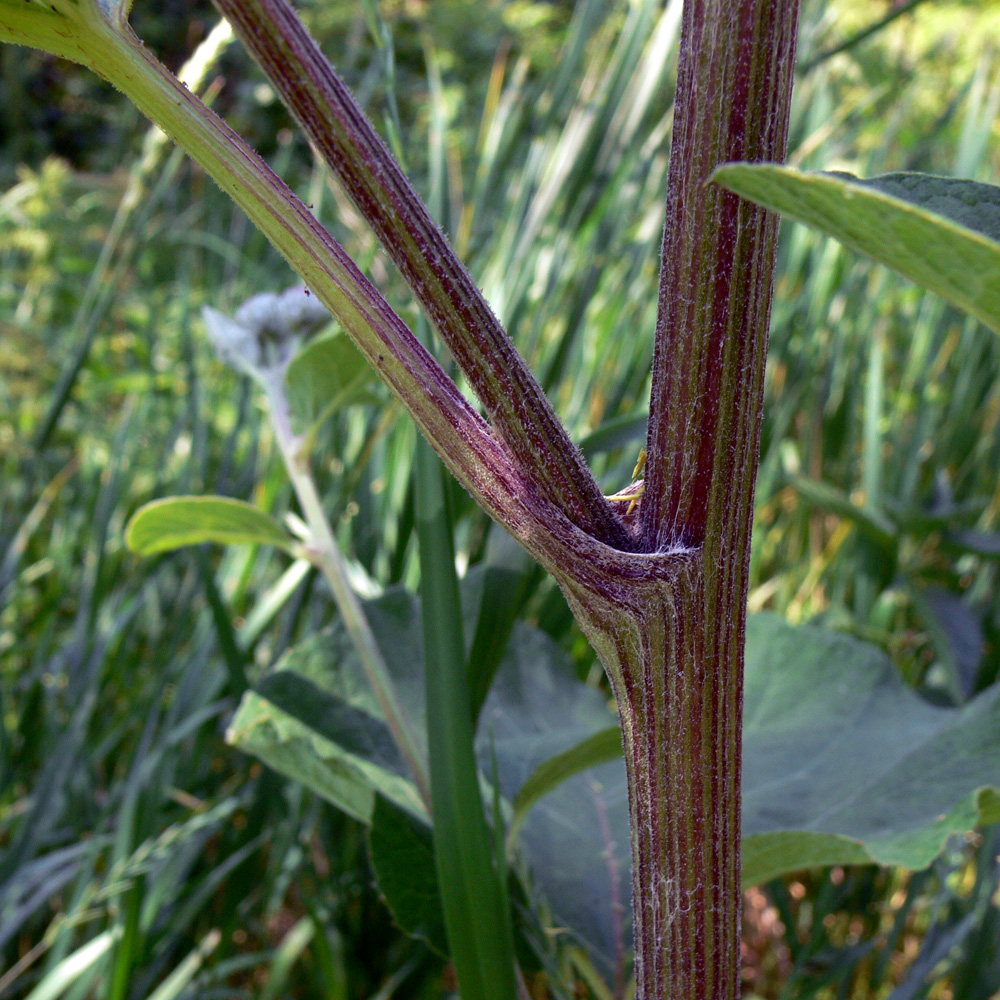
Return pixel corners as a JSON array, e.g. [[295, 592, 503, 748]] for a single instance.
[[225, 691, 379, 824], [285, 333, 378, 431], [255, 672, 411, 776], [226, 606, 427, 824], [126, 496, 294, 556], [507, 727, 622, 847], [741, 614, 1000, 872], [711, 166, 1000, 334], [368, 795, 448, 956], [467, 565, 528, 722], [228, 573, 630, 974], [228, 579, 1000, 978], [479, 628, 632, 976], [742, 831, 870, 887], [488, 612, 1000, 965]]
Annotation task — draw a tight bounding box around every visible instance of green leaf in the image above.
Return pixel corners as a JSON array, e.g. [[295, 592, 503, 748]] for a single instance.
[[414, 431, 517, 1000], [228, 575, 629, 974], [711, 166, 1000, 334], [368, 795, 448, 956], [125, 496, 295, 556], [225, 691, 379, 824], [466, 565, 529, 723], [229, 579, 1000, 976], [489, 612, 1000, 963], [254, 672, 411, 777], [480, 627, 631, 975], [143, 930, 222, 1000], [0, 1, 114, 66], [22, 929, 119, 1000], [742, 831, 871, 887], [507, 727, 622, 847], [741, 613, 1000, 873], [259, 919, 314, 1000], [226, 611, 427, 824], [285, 333, 378, 431]]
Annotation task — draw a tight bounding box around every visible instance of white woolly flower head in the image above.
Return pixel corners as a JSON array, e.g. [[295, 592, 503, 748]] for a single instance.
[[202, 286, 330, 384]]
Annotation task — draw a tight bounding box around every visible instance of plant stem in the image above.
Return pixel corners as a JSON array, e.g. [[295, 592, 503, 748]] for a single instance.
[[558, 538, 742, 999], [642, 0, 798, 556], [2, 2, 802, 993], [265, 381, 431, 812], [0, 1, 589, 564], [209, 0, 631, 550], [571, 2, 798, 996]]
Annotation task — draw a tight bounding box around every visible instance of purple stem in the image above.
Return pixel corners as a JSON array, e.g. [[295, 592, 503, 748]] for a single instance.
[[587, 2, 797, 996], [211, 0, 633, 550], [642, 0, 798, 557]]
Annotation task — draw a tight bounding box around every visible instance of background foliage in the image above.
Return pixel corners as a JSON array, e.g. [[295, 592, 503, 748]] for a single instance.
[[3, 0, 1000, 997]]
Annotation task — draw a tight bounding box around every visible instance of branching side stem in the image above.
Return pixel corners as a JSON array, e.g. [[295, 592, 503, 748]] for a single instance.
[[264, 380, 432, 812], [211, 0, 632, 550]]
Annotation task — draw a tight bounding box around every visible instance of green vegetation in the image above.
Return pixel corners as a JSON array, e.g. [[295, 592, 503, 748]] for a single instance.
[[3, 0, 1000, 997]]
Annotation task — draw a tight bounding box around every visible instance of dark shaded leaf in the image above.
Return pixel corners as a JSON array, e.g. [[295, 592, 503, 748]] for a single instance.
[[369, 795, 448, 956]]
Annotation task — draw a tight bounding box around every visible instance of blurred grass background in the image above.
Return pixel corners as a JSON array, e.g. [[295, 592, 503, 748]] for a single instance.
[[2, 0, 1000, 996]]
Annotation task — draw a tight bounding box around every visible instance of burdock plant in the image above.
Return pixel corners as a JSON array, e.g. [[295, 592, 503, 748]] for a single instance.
[[7, 0, 1000, 996]]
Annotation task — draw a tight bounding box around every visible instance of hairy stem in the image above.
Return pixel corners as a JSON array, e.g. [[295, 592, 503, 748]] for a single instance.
[[1, 2, 802, 993], [211, 0, 632, 550], [560, 548, 734, 1000], [642, 0, 798, 556], [561, 2, 799, 996]]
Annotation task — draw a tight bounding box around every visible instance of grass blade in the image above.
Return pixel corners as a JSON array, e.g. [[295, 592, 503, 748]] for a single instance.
[[415, 431, 517, 999], [24, 930, 119, 1000]]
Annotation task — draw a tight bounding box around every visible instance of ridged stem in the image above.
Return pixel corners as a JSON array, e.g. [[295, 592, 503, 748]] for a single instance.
[[641, 0, 799, 557], [560, 2, 799, 995], [3, 2, 803, 993], [0, 0, 609, 574], [210, 0, 632, 550], [561, 550, 738, 1000]]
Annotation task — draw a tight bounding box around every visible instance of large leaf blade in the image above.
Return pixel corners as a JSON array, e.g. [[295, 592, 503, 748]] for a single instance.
[[507, 727, 623, 848], [227, 583, 1000, 974], [741, 614, 1000, 871], [711, 165, 1000, 333]]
